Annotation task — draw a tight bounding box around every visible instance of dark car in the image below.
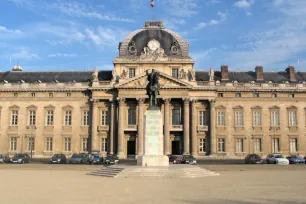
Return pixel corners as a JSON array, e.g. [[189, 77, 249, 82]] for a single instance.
[[245, 154, 263, 164], [10, 153, 31, 164], [89, 155, 103, 165], [286, 155, 305, 164], [182, 155, 197, 165], [104, 155, 119, 165], [69, 153, 88, 164], [171, 155, 184, 164], [49, 154, 67, 164], [0, 154, 10, 163]]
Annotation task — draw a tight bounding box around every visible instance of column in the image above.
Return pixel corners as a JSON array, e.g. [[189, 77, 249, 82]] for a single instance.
[[183, 98, 190, 155], [137, 98, 145, 156], [91, 99, 99, 152], [164, 98, 171, 155], [117, 98, 125, 157], [191, 100, 197, 156], [109, 100, 115, 154], [210, 99, 216, 155]]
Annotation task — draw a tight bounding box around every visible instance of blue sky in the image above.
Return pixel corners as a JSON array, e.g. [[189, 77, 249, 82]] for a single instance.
[[0, 0, 305, 72]]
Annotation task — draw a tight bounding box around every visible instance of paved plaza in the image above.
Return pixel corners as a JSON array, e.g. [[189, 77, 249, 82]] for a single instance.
[[0, 164, 305, 204]]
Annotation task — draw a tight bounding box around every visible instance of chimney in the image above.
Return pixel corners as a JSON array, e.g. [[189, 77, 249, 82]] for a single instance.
[[255, 66, 264, 81], [286, 66, 296, 82], [221, 65, 229, 81]]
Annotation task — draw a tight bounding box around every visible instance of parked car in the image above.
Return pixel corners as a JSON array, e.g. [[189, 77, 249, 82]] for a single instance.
[[69, 153, 88, 164], [171, 155, 184, 164], [10, 153, 31, 164], [104, 155, 119, 165], [49, 154, 67, 164], [286, 155, 305, 164], [0, 154, 10, 163], [304, 156, 306, 164], [266, 153, 289, 165], [182, 155, 197, 165], [245, 154, 263, 164], [168, 155, 176, 163], [89, 155, 103, 165]]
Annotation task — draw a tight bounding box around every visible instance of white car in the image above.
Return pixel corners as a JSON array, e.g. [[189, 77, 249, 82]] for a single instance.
[[266, 154, 289, 165]]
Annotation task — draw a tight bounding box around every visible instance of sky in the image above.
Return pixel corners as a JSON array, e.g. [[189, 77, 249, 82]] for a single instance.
[[0, 0, 306, 72]]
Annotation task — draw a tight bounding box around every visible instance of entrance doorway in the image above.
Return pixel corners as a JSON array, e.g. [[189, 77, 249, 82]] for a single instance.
[[127, 141, 136, 155], [172, 141, 180, 155]]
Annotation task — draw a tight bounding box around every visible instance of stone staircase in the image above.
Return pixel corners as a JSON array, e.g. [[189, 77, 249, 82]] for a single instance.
[[87, 165, 219, 178], [87, 166, 124, 178]]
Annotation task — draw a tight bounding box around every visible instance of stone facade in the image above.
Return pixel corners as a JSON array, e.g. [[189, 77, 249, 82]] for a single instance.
[[1, 21, 306, 158]]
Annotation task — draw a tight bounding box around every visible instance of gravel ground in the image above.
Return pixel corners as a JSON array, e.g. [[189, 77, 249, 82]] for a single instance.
[[0, 164, 305, 204]]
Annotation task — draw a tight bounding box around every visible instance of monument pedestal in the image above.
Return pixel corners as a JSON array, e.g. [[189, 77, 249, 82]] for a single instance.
[[137, 109, 169, 167]]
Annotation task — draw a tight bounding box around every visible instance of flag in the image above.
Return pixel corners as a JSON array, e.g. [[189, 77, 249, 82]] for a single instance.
[[150, 0, 154, 7]]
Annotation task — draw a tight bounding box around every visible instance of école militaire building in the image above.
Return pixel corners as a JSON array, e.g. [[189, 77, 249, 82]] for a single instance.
[[0, 21, 305, 158]]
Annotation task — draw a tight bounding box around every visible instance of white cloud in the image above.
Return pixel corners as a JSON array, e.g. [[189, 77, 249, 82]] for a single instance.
[[47, 1, 134, 23], [194, 11, 227, 30], [246, 11, 252, 16], [11, 49, 40, 60], [48, 53, 78, 57], [162, 0, 198, 17], [234, 0, 254, 9], [0, 26, 23, 34]]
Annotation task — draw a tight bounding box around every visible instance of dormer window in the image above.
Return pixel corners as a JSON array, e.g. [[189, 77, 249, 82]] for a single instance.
[[236, 93, 241, 97], [172, 68, 179, 78], [218, 93, 223, 97], [31, 93, 35, 97], [66, 93, 71, 97], [13, 93, 18, 97], [129, 68, 135, 78]]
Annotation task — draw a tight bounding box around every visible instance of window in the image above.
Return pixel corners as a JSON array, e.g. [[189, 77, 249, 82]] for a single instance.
[[46, 110, 54, 126], [217, 111, 225, 126], [82, 111, 89, 126], [27, 137, 35, 151], [10, 137, 17, 151], [218, 93, 223, 97], [13, 93, 18, 97], [271, 111, 280, 126], [272, 93, 277, 98], [82, 138, 88, 152], [11, 110, 18, 125], [199, 138, 206, 153], [172, 108, 181, 125], [253, 111, 262, 126], [29, 110, 36, 126], [253, 93, 259, 98], [64, 138, 71, 152], [128, 109, 136, 125], [66, 93, 71, 97], [65, 111, 72, 126], [101, 110, 108, 125], [101, 138, 107, 152], [254, 138, 262, 153], [235, 138, 244, 152], [236, 93, 241, 97], [199, 111, 207, 126], [234, 111, 243, 126], [172, 68, 179, 78], [129, 68, 135, 78], [49, 93, 53, 97], [31, 93, 35, 97], [46, 137, 53, 152], [289, 138, 297, 153], [217, 138, 225, 152], [272, 138, 280, 153], [289, 94, 295, 98], [289, 111, 297, 126]]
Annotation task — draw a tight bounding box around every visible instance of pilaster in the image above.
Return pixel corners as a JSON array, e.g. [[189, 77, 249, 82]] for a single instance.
[[183, 98, 190, 155], [137, 98, 145, 156], [117, 98, 126, 158], [210, 99, 216, 155], [163, 98, 171, 155], [191, 99, 197, 156]]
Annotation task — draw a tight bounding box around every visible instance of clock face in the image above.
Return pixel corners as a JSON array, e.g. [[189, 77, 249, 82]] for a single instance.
[[148, 39, 160, 51]]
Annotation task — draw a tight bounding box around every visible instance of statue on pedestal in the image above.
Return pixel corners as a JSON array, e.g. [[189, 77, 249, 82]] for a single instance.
[[146, 69, 160, 109], [209, 68, 215, 81]]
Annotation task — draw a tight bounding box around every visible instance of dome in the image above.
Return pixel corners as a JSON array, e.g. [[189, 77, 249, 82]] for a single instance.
[[119, 20, 190, 57], [12, 64, 23, 71]]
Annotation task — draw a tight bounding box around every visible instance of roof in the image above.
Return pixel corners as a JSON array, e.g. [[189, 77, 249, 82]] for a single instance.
[[196, 71, 306, 83], [0, 71, 112, 83]]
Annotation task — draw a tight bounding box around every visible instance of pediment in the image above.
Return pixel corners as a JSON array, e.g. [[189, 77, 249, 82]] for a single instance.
[[115, 71, 192, 89]]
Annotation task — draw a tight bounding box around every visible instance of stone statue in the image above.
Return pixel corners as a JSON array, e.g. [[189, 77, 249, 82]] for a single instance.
[[188, 69, 196, 81], [140, 39, 168, 61], [179, 69, 187, 80], [111, 69, 117, 82], [146, 69, 160, 109], [120, 69, 127, 79], [92, 68, 99, 82], [209, 68, 214, 81]]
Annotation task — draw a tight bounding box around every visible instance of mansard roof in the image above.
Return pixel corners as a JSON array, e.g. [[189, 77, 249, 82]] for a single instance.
[[0, 71, 112, 83], [195, 71, 306, 83]]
